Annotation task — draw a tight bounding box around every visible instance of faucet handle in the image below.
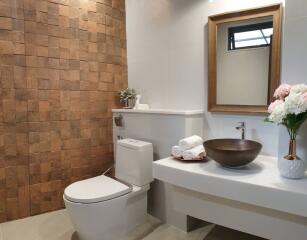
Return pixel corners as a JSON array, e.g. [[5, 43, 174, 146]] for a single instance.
[[236, 122, 246, 140], [238, 121, 246, 127]]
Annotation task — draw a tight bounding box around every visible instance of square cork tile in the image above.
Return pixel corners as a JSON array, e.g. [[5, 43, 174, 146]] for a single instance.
[[0, 41, 13, 55], [13, 66, 26, 89], [24, 21, 36, 33], [36, 23, 48, 35], [48, 58, 60, 69], [48, 2, 59, 15], [58, 16, 69, 28], [36, 34, 48, 47], [59, 5, 69, 17], [0, 65, 14, 89], [11, 7, 25, 20], [36, 11, 48, 24], [13, 55, 26, 67], [14, 43, 25, 55], [0, 3, 12, 18], [47, 14, 59, 26], [0, 29, 12, 42], [36, 0, 48, 13], [48, 47, 60, 58], [24, 10, 35, 23], [0, 17, 12, 30]]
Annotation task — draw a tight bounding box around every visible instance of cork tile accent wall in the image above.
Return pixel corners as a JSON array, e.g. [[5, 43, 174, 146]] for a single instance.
[[0, 0, 127, 222], [0, 0, 30, 222]]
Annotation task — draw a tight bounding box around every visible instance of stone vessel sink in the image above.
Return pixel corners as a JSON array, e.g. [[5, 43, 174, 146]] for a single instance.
[[204, 139, 262, 168]]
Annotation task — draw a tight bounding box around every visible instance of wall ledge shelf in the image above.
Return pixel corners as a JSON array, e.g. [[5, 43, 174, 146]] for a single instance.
[[112, 109, 204, 116]]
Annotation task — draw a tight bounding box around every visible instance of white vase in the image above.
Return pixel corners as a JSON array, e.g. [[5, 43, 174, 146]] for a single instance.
[[278, 139, 305, 179], [278, 158, 306, 179]]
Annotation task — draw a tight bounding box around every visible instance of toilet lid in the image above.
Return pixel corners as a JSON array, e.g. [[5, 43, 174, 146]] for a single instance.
[[64, 175, 131, 203]]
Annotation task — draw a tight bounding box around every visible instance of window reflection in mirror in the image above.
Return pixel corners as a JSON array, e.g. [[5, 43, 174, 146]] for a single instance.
[[228, 21, 273, 50]]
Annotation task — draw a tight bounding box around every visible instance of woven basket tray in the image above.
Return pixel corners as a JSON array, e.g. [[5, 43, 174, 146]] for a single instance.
[[172, 152, 208, 162]]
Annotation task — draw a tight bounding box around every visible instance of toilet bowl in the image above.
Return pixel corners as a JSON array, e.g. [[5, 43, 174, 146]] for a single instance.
[[64, 139, 153, 240]]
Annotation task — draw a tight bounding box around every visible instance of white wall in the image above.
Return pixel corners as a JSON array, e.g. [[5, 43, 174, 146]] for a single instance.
[[126, 0, 283, 157], [126, 0, 207, 110], [279, 0, 307, 162]]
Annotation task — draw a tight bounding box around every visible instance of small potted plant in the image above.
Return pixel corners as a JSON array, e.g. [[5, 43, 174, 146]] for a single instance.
[[266, 83, 307, 179], [119, 88, 137, 109]]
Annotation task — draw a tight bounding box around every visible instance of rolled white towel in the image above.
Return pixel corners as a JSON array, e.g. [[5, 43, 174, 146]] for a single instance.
[[179, 135, 203, 151], [171, 145, 183, 158], [183, 145, 205, 160]]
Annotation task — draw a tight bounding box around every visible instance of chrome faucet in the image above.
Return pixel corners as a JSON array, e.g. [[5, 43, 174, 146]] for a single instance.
[[236, 122, 246, 140]]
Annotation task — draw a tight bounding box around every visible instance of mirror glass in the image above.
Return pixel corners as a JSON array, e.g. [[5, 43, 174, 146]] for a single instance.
[[216, 16, 273, 106]]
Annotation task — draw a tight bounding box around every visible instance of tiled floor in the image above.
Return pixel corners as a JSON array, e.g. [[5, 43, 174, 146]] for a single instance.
[[0, 210, 212, 240], [0, 210, 265, 240]]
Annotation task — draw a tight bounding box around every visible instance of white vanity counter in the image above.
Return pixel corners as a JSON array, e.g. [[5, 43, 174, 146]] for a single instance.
[[153, 155, 307, 218]]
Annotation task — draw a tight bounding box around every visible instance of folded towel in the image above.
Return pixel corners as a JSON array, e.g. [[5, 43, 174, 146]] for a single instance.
[[183, 145, 205, 160], [171, 145, 183, 158], [179, 135, 203, 151]]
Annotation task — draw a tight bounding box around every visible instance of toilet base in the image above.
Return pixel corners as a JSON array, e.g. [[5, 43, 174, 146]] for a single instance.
[[125, 184, 149, 234], [64, 184, 150, 240], [65, 193, 128, 240]]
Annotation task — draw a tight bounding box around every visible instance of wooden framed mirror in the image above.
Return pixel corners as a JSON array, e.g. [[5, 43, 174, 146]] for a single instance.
[[208, 4, 283, 114]]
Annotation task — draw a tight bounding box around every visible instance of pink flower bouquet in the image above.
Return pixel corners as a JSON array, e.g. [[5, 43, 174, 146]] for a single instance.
[[266, 83, 307, 140]]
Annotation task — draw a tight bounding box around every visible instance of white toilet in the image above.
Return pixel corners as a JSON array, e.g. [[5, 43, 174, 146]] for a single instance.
[[63, 139, 153, 240]]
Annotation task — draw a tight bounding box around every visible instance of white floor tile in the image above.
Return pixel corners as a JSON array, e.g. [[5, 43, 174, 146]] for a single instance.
[[125, 215, 162, 240], [142, 224, 214, 240], [1, 210, 74, 240]]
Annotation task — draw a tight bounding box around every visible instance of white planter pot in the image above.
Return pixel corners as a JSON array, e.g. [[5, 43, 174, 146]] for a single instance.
[[278, 158, 306, 179]]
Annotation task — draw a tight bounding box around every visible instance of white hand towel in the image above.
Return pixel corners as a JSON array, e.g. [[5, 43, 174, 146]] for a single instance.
[[179, 135, 203, 151], [183, 145, 205, 160], [171, 145, 183, 158]]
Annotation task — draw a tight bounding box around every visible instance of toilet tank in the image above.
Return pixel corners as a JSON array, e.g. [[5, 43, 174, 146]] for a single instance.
[[115, 139, 153, 186]]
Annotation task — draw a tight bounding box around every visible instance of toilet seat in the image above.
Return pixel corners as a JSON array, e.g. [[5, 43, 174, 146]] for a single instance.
[[64, 175, 131, 204]]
